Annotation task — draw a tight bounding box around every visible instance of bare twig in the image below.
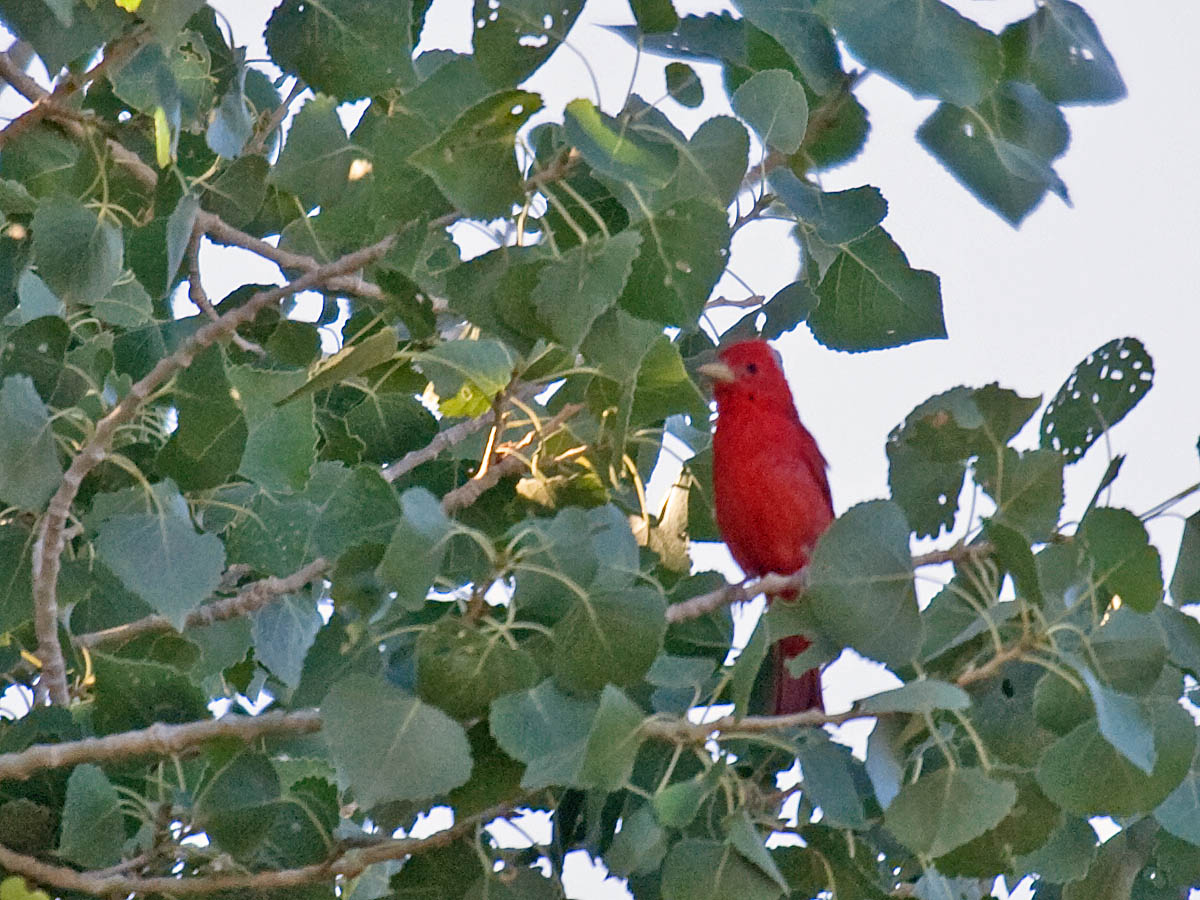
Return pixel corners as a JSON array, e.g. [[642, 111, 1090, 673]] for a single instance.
[[954, 637, 1034, 687], [440, 404, 584, 513], [665, 542, 994, 625], [0, 798, 512, 896], [186, 226, 264, 355], [246, 78, 306, 157], [0, 710, 321, 782], [732, 191, 776, 232], [0, 26, 150, 150], [641, 705, 873, 744], [0, 46, 44, 103], [75, 558, 330, 649], [32, 235, 398, 706]]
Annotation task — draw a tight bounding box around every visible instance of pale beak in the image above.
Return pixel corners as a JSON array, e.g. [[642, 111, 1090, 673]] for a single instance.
[[697, 361, 736, 383]]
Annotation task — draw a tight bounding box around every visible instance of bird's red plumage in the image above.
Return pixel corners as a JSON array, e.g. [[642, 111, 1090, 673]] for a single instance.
[[708, 340, 834, 714]]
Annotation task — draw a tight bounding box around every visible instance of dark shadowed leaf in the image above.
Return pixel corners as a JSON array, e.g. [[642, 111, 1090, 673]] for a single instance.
[[58, 764, 123, 869], [1001, 0, 1125, 105], [0, 375, 62, 510], [1078, 507, 1163, 612]]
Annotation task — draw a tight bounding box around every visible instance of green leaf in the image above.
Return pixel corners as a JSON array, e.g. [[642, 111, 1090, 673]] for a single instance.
[[252, 591, 322, 691], [653, 763, 724, 829], [0, 375, 62, 511], [532, 231, 643, 352], [564, 98, 678, 189], [552, 586, 667, 693], [809, 226, 946, 352], [415, 338, 519, 402], [322, 674, 472, 807], [1001, 0, 1125, 105], [1036, 695, 1196, 816], [415, 617, 539, 718], [735, 1, 844, 94], [665, 62, 703, 107], [94, 273, 153, 328], [194, 751, 281, 857], [936, 775, 1061, 878], [616, 199, 731, 328], [606, 803, 669, 876], [207, 72, 254, 159], [376, 488, 454, 612], [661, 838, 784, 900], [1078, 507, 1163, 612], [410, 90, 542, 219], [974, 447, 1064, 543], [817, 0, 1002, 106], [58, 764, 123, 869], [731, 69, 809, 154], [770, 170, 887, 244], [795, 730, 867, 828], [917, 82, 1070, 226], [806, 500, 921, 668], [1040, 337, 1154, 463], [884, 768, 1017, 858], [265, 0, 414, 99], [278, 329, 398, 407], [1154, 743, 1200, 845], [31, 196, 122, 305], [269, 94, 355, 209], [1013, 817, 1097, 884], [1170, 512, 1200, 605], [858, 679, 970, 714], [165, 193, 199, 292], [0, 525, 34, 633], [94, 511, 225, 631], [489, 680, 644, 791], [1070, 663, 1155, 774], [631, 0, 678, 33], [471, 0, 584, 86], [156, 345, 248, 491], [91, 653, 210, 734], [230, 366, 318, 492], [7, 271, 63, 325]]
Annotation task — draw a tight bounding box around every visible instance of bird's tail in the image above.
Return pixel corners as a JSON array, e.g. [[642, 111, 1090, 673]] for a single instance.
[[773, 633, 824, 714]]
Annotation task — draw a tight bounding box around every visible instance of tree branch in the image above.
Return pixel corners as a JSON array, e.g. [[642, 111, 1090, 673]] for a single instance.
[[0, 46, 44, 104], [0, 797, 512, 897], [187, 226, 264, 355], [665, 542, 994, 625], [440, 404, 584, 513], [246, 78, 306, 157], [32, 235, 398, 706], [74, 558, 330, 649], [0, 710, 320, 782]]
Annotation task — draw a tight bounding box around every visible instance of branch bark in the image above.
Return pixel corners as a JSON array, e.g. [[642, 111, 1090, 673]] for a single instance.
[[75, 558, 330, 649], [32, 235, 397, 706]]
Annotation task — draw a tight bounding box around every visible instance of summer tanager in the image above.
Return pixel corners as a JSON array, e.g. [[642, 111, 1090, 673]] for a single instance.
[[699, 339, 834, 714]]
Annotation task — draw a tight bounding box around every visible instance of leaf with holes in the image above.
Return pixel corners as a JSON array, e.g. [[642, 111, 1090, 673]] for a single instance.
[[1040, 337, 1154, 462], [472, 0, 585, 87], [1001, 0, 1125, 105]]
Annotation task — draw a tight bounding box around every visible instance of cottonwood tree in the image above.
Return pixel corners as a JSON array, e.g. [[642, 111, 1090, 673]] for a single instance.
[[0, 1, 1192, 899]]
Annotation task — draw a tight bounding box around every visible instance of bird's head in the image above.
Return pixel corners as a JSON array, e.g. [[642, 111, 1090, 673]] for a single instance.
[[697, 339, 796, 418]]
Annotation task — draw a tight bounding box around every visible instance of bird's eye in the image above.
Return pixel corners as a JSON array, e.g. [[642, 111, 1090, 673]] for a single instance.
[[746, 363, 758, 374]]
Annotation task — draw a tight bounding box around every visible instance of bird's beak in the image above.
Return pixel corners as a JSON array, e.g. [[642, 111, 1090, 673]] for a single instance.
[[697, 361, 736, 383]]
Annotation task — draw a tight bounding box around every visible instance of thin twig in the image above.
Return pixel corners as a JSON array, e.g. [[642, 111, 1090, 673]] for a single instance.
[[246, 78, 306, 156], [186, 225, 264, 355], [440, 404, 584, 513], [641, 705, 872, 744], [0, 46, 44, 103], [0, 710, 321, 782], [32, 235, 398, 706], [75, 558, 330, 649], [954, 637, 1034, 687]]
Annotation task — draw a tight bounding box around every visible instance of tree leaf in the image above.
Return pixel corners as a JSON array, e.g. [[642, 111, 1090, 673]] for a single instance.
[[375, 488, 454, 612], [269, 94, 355, 209], [552, 586, 667, 693], [277, 329, 398, 406], [415, 617, 539, 719], [58, 764, 123, 869], [415, 338, 519, 402], [1170, 512, 1200, 605], [1040, 337, 1154, 463], [665, 62, 703, 107], [529, 231, 643, 352], [818, 0, 1002, 106], [1154, 742, 1200, 846], [230, 366, 317, 492], [885, 768, 1017, 858], [0, 375, 62, 511], [91, 653, 210, 734], [975, 447, 1064, 543], [471, 0, 584, 86], [265, 0, 414, 99], [564, 98, 678, 189], [770, 170, 887, 244], [858, 679, 970, 714], [1013, 817, 1098, 884], [252, 591, 323, 692], [661, 838, 784, 900], [1001, 0, 1125, 105], [735, 1, 843, 94], [731, 69, 809, 154], [31, 196, 122, 304], [806, 500, 922, 668], [410, 90, 543, 219], [1036, 695, 1196, 816], [809, 226, 946, 352], [322, 674, 472, 808], [795, 729, 868, 828], [194, 750, 282, 857], [1078, 507, 1163, 612], [165, 192, 199, 292], [95, 511, 225, 630]]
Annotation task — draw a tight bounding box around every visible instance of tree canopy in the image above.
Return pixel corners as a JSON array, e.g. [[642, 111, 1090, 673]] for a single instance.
[[0, 1, 1194, 899]]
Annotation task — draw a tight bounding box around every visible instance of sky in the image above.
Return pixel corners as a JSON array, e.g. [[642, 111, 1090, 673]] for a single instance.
[[6, 0, 1200, 897]]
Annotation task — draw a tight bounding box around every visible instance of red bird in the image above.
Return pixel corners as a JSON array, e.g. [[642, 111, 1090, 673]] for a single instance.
[[699, 340, 834, 714]]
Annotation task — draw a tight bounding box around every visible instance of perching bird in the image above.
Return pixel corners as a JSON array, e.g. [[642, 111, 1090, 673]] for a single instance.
[[698, 339, 834, 714]]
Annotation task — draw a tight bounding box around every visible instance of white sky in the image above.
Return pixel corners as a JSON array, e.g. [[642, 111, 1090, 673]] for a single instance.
[[5, 1, 1199, 897]]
